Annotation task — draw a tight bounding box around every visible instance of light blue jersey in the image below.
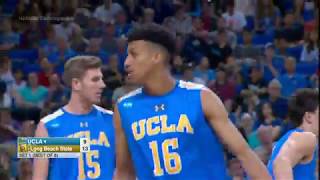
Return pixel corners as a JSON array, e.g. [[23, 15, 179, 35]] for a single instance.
[[267, 128, 318, 180], [41, 105, 115, 180], [117, 80, 229, 180]]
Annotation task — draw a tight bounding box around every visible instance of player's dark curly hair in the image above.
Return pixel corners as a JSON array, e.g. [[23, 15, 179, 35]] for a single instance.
[[127, 24, 176, 55], [288, 88, 319, 127]]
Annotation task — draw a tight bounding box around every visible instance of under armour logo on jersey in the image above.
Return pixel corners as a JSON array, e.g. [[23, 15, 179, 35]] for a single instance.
[[155, 104, 165, 112], [123, 102, 133, 108], [80, 122, 88, 128]]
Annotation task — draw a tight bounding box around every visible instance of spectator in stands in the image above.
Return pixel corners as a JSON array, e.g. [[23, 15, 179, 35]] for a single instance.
[[38, 58, 54, 87], [300, 30, 319, 62], [243, 65, 268, 98], [253, 102, 282, 140], [19, 120, 35, 137], [209, 16, 237, 49], [278, 56, 308, 97], [12, 70, 26, 92], [0, 108, 19, 143], [101, 20, 118, 54], [107, 54, 122, 81], [235, 0, 256, 20], [85, 38, 108, 62], [0, 18, 20, 51], [18, 160, 32, 180], [93, 0, 123, 23], [193, 56, 216, 85], [121, 0, 143, 23], [17, 72, 48, 109], [279, 11, 304, 43], [0, 57, 14, 94], [191, 17, 209, 42], [0, 81, 11, 109], [234, 29, 262, 59], [115, 10, 132, 37], [262, 43, 284, 83], [201, 2, 218, 32], [310, 72, 319, 90], [70, 25, 88, 52], [222, 0, 247, 32], [238, 113, 254, 140], [39, 25, 58, 57], [112, 76, 137, 105], [255, 0, 281, 33], [171, 3, 193, 36], [209, 30, 233, 68], [265, 79, 288, 119], [45, 74, 67, 111], [0, 151, 10, 176], [254, 125, 273, 164], [20, 21, 42, 49], [228, 158, 246, 179], [48, 36, 77, 73], [208, 67, 236, 101], [181, 64, 205, 84], [115, 37, 128, 72], [53, 12, 80, 41], [84, 16, 103, 39], [140, 8, 156, 26], [171, 55, 184, 79]]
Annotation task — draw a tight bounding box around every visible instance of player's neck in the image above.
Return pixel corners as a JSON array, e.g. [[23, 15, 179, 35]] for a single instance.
[[143, 71, 176, 96], [65, 94, 93, 115]]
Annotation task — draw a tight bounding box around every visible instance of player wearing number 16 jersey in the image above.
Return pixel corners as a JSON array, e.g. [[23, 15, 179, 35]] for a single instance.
[[33, 56, 115, 180], [113, 24, 270, 180]]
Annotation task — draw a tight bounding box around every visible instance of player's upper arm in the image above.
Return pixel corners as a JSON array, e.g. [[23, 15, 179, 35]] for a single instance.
[[274, 132, 316, 167], [113, 104, 136, 180], [32, 121, 49, 180], [201, 88, 249, 156]]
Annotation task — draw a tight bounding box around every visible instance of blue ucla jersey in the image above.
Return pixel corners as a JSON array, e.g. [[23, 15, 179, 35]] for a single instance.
[[41, 105, 115, 180], [117, 80, 229, 180], [267, 128, 318, 180]]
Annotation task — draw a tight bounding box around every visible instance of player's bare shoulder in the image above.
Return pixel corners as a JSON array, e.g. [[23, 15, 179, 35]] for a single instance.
[[288, 131, 317, 152]]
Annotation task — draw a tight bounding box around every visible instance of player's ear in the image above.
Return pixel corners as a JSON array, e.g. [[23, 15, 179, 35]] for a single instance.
[[72, 78, 81, 91], [304, 112, 313, 124]]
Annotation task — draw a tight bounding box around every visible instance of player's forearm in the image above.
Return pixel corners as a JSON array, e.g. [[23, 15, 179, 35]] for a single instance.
[[113, 168, 136, 180], [238, 149, 271, 180], [273, 158, 294, 180]]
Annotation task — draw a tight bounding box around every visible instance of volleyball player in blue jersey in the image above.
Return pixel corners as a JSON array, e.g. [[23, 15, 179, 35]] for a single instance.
[[113, 24, 270, 180], [268, 88, 318, 180], [32, 56, 115, 180]]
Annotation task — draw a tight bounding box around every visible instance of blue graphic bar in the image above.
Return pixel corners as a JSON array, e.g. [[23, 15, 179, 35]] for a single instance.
[[18, 137, 80, 145]]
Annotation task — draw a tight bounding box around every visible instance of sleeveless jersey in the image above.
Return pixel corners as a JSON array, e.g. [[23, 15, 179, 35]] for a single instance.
[[41, 105, 115, 180], [117, 80, 229, 180], [267, 128, 318, 180]]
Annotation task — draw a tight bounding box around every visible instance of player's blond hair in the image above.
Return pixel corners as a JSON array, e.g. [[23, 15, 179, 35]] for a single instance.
[[63, 56, 102, 87]]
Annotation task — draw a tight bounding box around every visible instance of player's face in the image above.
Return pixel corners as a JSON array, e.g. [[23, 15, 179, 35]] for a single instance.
[[125, 40, 158, 85], [78, 68, 106, 104]]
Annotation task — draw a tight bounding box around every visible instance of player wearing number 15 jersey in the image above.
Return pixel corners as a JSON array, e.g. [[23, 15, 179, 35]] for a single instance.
[[33, 56, 115, 180], [113, 24, 270, 180]]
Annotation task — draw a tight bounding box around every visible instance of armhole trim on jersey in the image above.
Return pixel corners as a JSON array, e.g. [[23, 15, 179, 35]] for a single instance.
[[41, 109, 64, 124], [117, 88, 142, 103], [93, 105, 113, 115], [178, 80, 205, 90]]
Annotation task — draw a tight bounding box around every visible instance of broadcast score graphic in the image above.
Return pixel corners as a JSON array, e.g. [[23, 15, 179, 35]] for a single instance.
[[17, 137, 90, 158]]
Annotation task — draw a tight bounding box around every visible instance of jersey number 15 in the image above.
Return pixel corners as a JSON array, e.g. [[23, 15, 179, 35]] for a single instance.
[[149, 138, 182, 176]]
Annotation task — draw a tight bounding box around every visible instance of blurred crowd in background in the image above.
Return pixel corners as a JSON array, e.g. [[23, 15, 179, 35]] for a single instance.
[[0, 0, 319, 179]]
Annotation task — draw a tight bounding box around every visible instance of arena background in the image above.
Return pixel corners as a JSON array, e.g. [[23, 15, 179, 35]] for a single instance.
[[0, 0, 319, 179]]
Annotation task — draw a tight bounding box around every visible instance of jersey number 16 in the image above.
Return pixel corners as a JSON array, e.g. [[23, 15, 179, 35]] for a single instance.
[[149, 138, 182, 176]]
